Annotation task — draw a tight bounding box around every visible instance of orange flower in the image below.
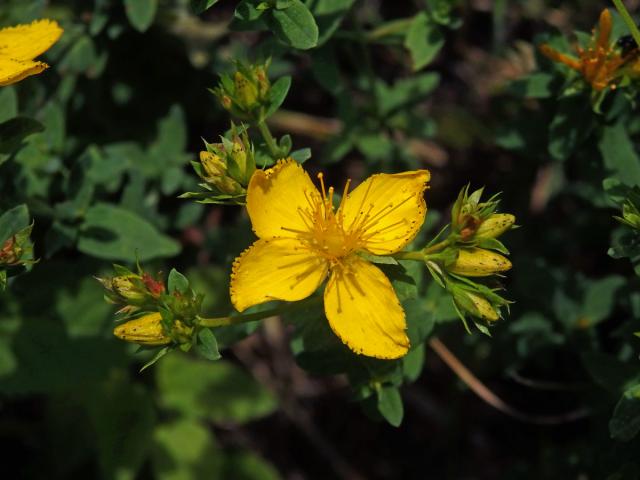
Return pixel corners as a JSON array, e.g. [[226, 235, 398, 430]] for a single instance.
[[540, 9, 633, 91]]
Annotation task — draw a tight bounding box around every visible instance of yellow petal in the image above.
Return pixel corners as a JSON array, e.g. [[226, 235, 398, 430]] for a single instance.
[[246, 159, 320, 239], [596, 9, 612, 51], [0, 19, 63, 62], [324, 255, 409, 359], [231, 237, 329, 312], [340, 170, 430, 255], [0, 57, 48, 86]]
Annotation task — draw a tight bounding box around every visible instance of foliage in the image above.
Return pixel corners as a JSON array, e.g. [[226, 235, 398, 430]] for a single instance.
[[3, 0, 640, 479]]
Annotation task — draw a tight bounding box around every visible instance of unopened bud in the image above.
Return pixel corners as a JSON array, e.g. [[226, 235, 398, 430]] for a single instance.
[[111, 275, 147, 302], [253, 65, 270, 99], [114, 312, 172, 346], [465, 292, 500, 322], [475, 214, 515, 240], [0, 237, 20, 265], [221, 95, 233, 110], [230, 137, 247, 175], [448, 248, 512, 277], [200, 151, 227, 178], [234, 71, 259, 110]]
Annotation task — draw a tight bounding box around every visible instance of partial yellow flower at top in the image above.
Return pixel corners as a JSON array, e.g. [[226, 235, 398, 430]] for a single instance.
[[539, 9, 631, 91], [230, 159, 430, 359], [0, 19, 63, 86]]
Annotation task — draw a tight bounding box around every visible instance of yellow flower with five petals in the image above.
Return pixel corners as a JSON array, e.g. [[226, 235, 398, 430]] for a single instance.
[[230, 159, 430, 359], [0, 19, 63, 86]]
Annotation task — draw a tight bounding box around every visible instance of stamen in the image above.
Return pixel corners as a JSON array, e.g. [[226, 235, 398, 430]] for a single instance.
[[317, 173, 326, 202], [340, 179, 351, 211]]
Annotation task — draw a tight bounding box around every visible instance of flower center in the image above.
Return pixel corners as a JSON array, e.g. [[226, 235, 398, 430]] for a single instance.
[[300, 173, 360, 262]]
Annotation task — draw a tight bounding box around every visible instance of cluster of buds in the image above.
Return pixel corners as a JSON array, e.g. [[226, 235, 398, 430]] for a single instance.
[[97, 264, 165, 314], [0, 224, 35, 290], [181, 124, 256, 205], [425, 186, 515, 331], [98, 265, 203, 353], [212, 60, 271, 121]]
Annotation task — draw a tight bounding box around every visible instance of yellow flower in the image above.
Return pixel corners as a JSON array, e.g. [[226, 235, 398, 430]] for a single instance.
[[0, 19, 63, 86], [539, 9, 631, 91], [230, 159, 430, 359]]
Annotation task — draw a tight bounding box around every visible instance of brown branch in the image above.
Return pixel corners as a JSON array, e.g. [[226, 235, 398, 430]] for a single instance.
[[428, 337, 591, 425], [267, 110, 449, 167]]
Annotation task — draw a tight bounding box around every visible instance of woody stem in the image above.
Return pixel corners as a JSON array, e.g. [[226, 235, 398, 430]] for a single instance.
[[612, 0, 640, 48], [196, 295, 322, 328]]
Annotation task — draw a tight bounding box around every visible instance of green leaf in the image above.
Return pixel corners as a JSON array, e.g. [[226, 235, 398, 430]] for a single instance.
[[195, 328, 221, 361], [152, 419, 223, 480], [548, 96, 593, 162], [610, 384, 640, 441], [191, 0, 220, 14], [508, 72, 554, 98], [157, 354, 278, 424], [581, 275, 625, 325], [404, 12, 444, 71], [376, 73, 440, 116], [264, 76, 292, 119], [0, 204, 30, 245], [78, 203, 180, 262], [267, 0, 319, 50], [167, 268, 189, 294], [402, 343, 425, 382], [0, 87, 18, 123], [59, 36, 98, 75], [86, 376, 156, 480], [290, 148, 312, 163], [0, 117, 45, 160], [377, 385, 404, 427], [221, 451, 281, 480], [598, 123, 640, 187], [309, 0, 355, 45], [124, 0, 158, 32]]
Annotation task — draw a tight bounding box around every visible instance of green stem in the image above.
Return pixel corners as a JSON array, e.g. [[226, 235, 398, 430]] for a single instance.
[[366, 18, 413, 42], [392, 251, 425, 261], [422, 238, 452, 255], [392, 238, 452, 262], [196, 295, 322, 328], [612, 0, 640, 48], [256, 120, 280, 160]]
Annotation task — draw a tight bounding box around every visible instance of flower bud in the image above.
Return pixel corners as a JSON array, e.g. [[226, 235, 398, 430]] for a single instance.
[[221, 95, 233, 110], [466, 292, 500, 322], [454, 291, 500, 322], [0, 237, 20, 266], [114, 312, 172, 346], [234, 71, 259, 111], [448, 248, 512, 277], [200, 151, 227, 178], [111, 275, 148, 302], [198, 150, 244, 195], [211, 61, 274, 120], [253, 64, 270, 99], [475, 214, 516, 240]]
